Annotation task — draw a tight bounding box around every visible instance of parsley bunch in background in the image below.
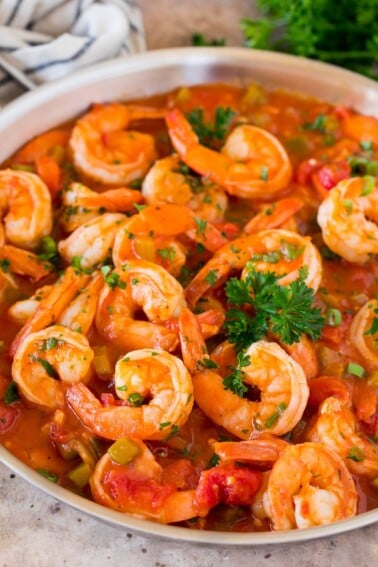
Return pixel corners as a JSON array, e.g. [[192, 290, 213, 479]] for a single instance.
[[241, 0, 378, 79]]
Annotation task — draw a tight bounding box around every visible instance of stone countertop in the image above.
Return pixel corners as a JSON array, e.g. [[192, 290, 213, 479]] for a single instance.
[[1, 1, 377, 565]]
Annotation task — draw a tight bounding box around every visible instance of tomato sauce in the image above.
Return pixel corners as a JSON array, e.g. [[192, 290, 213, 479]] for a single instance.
[[0, 82, 377, 531]]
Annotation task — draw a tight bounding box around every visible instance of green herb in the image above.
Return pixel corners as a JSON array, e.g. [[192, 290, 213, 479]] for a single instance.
[[347, 446, 365, 462], [347, 362, 365, 378], [223, 351, 250, 397], [0, 258, 10, 273], [134, 203, 146, 212], [281, 242, 304, 260], [128, 393, 144, 407], [224, 267, 325, 350], [204, 269, 218, 286], [342, 199, 354, 214], [325, 308, 342, 327], [348, 155, 378, 176], [241, 1, 378, 80], [4, 380, 19, 405], [197, 358, 220, 370], [40, 337, 59, 351], [104, 271, 126, 290], [260, 166, 269, 181], [157, 247, 176, 262], [194, 217, 207, 236], [264, 402, 287, 428], [252, 251, 281, 264], [303, 114, 326, 133], [38, 236, 61, 269], [186, 106, 237, 147], [159, 421, 171, 430], [36, 358, 58, 379], [163, 424, 181, 441], [191, 32, 226, 47], [364, 304, 378, 337], [361, 176, 375, 196], [321, 246, 340, 261], [206, 453, 220, 468], [38, 469, 58, 483], [71, 256, 92, 275], [129, 178, 142, 189]]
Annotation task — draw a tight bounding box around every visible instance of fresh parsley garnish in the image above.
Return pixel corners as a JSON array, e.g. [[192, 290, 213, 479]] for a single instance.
[[186, 106, 237, 147], [224, 267, 325, 349], [223, 351, 250, 397]]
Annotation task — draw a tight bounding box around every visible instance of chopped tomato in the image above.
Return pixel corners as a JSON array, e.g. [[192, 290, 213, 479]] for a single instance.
[[0, 403, 20, 434]]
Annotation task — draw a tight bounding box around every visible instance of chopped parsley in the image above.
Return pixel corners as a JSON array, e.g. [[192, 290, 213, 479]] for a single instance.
[[224, 267, 325, 350], [223, 351, 250, 397], [186, 106, 237, 147]]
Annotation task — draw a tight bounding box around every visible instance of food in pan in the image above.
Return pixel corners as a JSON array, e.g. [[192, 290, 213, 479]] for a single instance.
[[0, 83, 377, 532]]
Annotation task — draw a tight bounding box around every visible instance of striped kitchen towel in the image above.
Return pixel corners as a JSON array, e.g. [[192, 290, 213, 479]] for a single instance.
[[0, 0, 146, 104]]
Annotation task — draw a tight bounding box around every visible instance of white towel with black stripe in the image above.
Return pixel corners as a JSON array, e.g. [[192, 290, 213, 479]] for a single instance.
[[0, 0, 145, 103]]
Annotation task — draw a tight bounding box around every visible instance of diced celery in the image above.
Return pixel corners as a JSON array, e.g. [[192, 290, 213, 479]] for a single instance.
[[107, 437, 141, 465], [68, 462, 92, 488]]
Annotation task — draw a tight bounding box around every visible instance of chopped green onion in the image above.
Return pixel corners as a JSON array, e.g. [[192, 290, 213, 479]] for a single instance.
[[361, 175, 375, 196], [260, 166, 269, 181], [264, 402, 287, 429], [128, 393, 144, 407], [38, 469, 58, 483], [4, 380, 19, 405], [360, 140, 373, 151], [325, 308, 342, 327]]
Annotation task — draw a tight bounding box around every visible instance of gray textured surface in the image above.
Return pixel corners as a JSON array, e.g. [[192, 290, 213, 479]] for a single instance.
[[0, 1, 377, 565]]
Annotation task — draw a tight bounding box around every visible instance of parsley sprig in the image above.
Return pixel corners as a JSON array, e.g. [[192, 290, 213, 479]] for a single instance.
[[186, 107, 237, 148], [224, 267, 325, 350], [241, 1, 378, 79]]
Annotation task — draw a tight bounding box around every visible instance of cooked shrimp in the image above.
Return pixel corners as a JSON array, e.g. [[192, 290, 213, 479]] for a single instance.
[[90, 437, 262, 522], [57, 272, 103, 334], [0, 245, 54, 281], [10, 267, 90, 356], [342, 114, 378, 145], [69, 103, 165, 185], [12, 325, 93, 409], [349, 299, 378, 369], [66, 349, 193, 441], [112, 210, 187, 277], [212, 435, 288, 467], [95, 260, 186, 352], [280, 335, 319, 380], [166, 108, 292, 199], [179, 308, 309, 439], [142, 155, 228, 222], [307, 396, 378, 477], [244, 197, 303, 234], [60, 182, 143, 232], [317, 176, 378, 264], [58, 213, 128, 269], [8, 285, 53, 324], [12, 128, 71, 164], [186, 228, 322, 307], [0, 169, 52, 250], [263, 442, 358, 530]]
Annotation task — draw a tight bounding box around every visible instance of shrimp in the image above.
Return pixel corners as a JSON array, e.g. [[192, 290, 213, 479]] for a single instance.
[[90, 437, 262, 523], [178, 308, 309, 439], [0, 169, 52, 250], [212, 435, 288, 467], [185, 228, 322, 307], [141, 155, 228, 222], [349, 299, 378, 369], [69, 103, 165, 185], [95, 260, 186, 352], [60, 182, 143, 232], [263, 442, 358, 530], [317, 176, 378, 264], [8, 285, 53, 324], [243, 197, 304, 234], [58, 213, 128, 269], [0, 245, 54, 281], [113, 203, 227, 276], [10, 267, 90, 357], [12, 325, 93, 409], [57, 272, 104, 334], [307, 396, 378, 477], [66, 349, 193, 441], [11, 128, 71, 164], [166, 108, 292, 199]]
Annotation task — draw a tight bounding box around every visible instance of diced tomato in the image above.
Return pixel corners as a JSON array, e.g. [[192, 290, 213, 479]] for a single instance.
[[312, 160, 350, 191], [214, 222, 240, 239], [194, 462, 262, 512], [161, 458, 198, 489], [103, 468, 175, 512], [0, 403, 20, 434], [295, 158, 321, 186]]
